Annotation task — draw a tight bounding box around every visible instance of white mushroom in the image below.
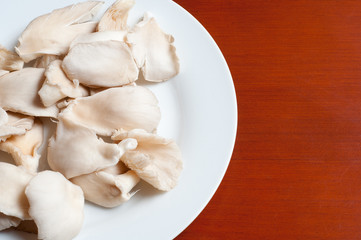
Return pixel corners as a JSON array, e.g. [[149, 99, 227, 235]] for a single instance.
[[62, 40, 138, 88], [0, 213, 21, 231], [15, 1, 104, 62], [126, 13, 180, 82], [71, 166, 140, 208], [97, 0, 135, 31], [38, 60, 89, 107], [0, 45, 23, 71], [0, 119, 43, 173], [70, 31, 127, 49], [0, 68, 59, 117], [60, 86, 160, 136], [0, 111, 34, 142], [33, 55, 59, 68], [48, 117, 137, 179], [112, 129, 182, 191], [0, 162, 33, 220], [25, 170, 84, 240]]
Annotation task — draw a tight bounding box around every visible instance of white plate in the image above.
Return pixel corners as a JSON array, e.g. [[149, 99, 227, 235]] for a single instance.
[[0, 0, 237, 239]]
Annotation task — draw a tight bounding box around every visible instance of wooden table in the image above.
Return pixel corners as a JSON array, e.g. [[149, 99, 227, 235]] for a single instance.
[[174, 0, 361, 239]]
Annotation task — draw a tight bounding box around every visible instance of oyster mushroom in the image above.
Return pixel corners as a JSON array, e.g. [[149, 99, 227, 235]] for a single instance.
[[71, 167, 140, 208], [126, 13, 180, 82], [62, 40, 138, 88], [112, 129, 182, 191], [60, 86, 160, 136], [97, 0, 135, 31], [0, 45, 23, 71], [38, 60, 89, 107], [48, 117, 137, 179], [70, 31, 127, 49], [25, 170, 84, 240], [0, 213, 21, 231], [0, 111, 34, 142], [0, 119, 43, 173], [0, 68, 59, 117], [0, 162, 33, 220], [15, 1, 104, 62]]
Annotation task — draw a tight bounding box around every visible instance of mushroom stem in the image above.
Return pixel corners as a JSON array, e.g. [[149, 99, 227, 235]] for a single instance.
[[114, 170, 140, 197], [117, 138, 137, 157]]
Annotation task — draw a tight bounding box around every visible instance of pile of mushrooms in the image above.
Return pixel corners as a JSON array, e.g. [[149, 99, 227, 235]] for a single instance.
[[0, 0, 182, 239]]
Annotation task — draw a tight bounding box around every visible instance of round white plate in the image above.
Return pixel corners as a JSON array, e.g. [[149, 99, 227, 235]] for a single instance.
[[0, 0, 237, 239]]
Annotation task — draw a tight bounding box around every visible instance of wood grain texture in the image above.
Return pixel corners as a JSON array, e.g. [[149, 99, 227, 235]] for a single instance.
[[174, 0, 361, 239]]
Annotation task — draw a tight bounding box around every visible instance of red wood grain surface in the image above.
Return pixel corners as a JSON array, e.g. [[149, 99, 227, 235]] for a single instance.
[[174, 0, 361, 239]]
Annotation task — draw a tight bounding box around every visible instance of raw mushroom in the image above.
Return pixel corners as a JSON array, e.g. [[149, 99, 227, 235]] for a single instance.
[[62, 40, 138, 88], [97, 0, 135, 31], [48, 117, 137, 178], [33, 55, 59, 68], [60, 86, 161, 136], [112, 129, 182, 191], [0, 119, 43, 173], [38, 60, 89, 107], [0, 213, 21, 231], [0, 162, 33, 220], [126, 13, 180, 82], [70, 31, 127, 49], [0, 68, 59, 117], [71, 167, 140, 208], [15, 1, 104, 62], [25, 171, 84, 240], [0, 111, 34, 142], [0, 45, 23, 71]]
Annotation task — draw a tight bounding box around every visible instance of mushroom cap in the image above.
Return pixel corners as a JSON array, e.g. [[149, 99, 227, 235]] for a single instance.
[[112, 129, 183, 191], [15, 1, 103, 62], [71, 168, 140, 208], [38, 59, 89, 107], [0, 111, 34, 142], [62, 40, 138, 88], [0, 162, 33, 220], [126, 13, 180, 82], [48, 117, 137, 179], [0, 68, 59, 117], [0, 119, 43, 173], [70, 31, 128, 49], [60, 86, 161, 136], [25, 170, 84, 240], [97, 0, 135, 31], [0, 45, 24, 71], [0, 213, 21, 231]]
